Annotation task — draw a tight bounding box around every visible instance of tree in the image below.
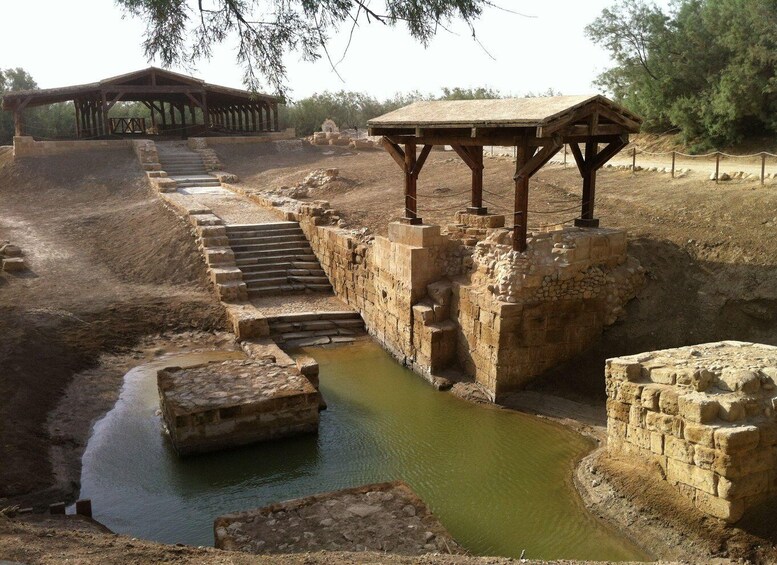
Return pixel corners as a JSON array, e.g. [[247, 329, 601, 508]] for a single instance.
[[587, 0, 777, 149], [0, 68, 37, 144], [0, 68, 76, 144], [115, 0, 501, 97]]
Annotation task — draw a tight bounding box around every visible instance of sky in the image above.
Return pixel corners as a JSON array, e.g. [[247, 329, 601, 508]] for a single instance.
[[0, 1, 668, 101]]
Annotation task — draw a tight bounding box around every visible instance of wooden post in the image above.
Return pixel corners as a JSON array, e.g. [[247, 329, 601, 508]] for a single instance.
[[201, 93, 209, 130], [101, 91, 109, 137], [74, 101, 81, 139], [563, 144, 567, 168], [761, 153, 766, 185], [273, 103, 279, 131], [403, 140, 420, 224], [671, 151, 676, 178], [149, 102, 157, 132], [632, 147, 636, 172], [513, 137, 530, 252], [169, 102, 176, 127], [581, 139, 597, 221], [715, 152, 720, 184], [470, 145, 485, 214], [13, 108, 24, 137]]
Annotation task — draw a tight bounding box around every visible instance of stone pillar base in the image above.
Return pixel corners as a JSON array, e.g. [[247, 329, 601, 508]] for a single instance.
[[388, 222, 443, 247], [454, 211, 506, 229], [399, 217, 423, 225]]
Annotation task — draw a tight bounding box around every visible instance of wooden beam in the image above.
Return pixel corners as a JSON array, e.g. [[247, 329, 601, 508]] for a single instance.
[[589, 135, 629, 171], [451, 144, 479, 170], [514, 138, 563, 180], [105, 92, 124, 111], [412, 144, 433, 177], [381, 137, 406, 170], [185, 92, 205, 110], [569, 142, 586, 177]]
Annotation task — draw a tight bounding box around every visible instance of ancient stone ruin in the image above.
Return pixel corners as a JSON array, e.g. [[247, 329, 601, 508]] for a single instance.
[[606, 341, 777, 522], [1, 241, 27, 272], [157, 358, 319, 455], [214, 481, 462, 555]]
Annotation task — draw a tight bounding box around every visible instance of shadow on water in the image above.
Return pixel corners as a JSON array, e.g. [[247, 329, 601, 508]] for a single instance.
[[78, 341, 650, 561]]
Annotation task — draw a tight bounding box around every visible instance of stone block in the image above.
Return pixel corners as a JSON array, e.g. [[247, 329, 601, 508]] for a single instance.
[[387, 222, 443, 248], [658, 388, 679, 415], [665, 435, 695, 464], [2, 257, 27, 272], [666, 457, 717, 495], [717, 397, 746, 422], [684, 422, 715, 447], [718, 472, 770, 500], [694, 490, 744, 522], [607, 399, 630, 423], [678, 393, 719, 423], [158, 359, 319, 455], [714, 426, 760, 452]]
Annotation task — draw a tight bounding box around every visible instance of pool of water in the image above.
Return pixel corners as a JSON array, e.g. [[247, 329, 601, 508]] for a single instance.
[[78, 341, 649, 561]]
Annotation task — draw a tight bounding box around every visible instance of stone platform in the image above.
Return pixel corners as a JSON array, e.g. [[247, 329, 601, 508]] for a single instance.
[[213, 481, 462, 555], [157, 358, 319, 455], [606, 341, 777, 522]]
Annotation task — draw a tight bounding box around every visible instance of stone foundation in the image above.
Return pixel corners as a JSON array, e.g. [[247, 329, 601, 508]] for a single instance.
[[213, 481, 462, 555], [606, 341, 777, 522], [13, 136, 132, 158], [157, 358, 319, 455]]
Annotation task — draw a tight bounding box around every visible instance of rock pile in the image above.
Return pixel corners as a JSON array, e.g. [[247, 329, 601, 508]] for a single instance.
[[269, 168, 340, 199], [1, 241, 27, 272]]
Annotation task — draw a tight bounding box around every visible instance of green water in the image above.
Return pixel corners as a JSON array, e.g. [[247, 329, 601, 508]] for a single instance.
[[78, 341, 648, 561]]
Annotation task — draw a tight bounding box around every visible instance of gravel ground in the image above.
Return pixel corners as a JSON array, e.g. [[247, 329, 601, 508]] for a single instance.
[[251, 294, 352, 315]]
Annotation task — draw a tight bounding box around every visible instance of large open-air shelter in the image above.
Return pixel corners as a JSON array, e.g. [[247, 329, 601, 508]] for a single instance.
[[1, 67, 282, 139], [367, 95, 642, 251]]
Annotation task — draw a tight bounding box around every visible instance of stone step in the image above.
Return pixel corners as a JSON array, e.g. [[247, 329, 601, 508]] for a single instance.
[[226, 230, 304, 243], [239, 268, 289, 279], [175, 181, 223, 188], [235, 253, 318, 266], [165, 167, 208, 174], [247, 283, 332, 296], [289, 275, 330, 285], [232, 245, 314, 258], [244, 276, 289, 287], [267, 311, 362, 323], [228, 235, 308, 250], [226, 222, 300, 234], [238, 262, 292, 274], [269, 320, 362, 334]]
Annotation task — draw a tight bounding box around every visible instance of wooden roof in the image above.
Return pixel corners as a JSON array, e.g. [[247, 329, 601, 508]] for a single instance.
[[1, 67, 281, 110], [368, 95, 641, 143]]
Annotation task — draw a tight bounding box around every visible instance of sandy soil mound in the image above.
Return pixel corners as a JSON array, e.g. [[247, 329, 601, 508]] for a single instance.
[[0, 150, 226, 504]]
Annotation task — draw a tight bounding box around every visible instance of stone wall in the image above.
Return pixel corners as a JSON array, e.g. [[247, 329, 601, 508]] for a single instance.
[[13, 136, 132, 157], [606, 341, 777, 522], [201, 130, 296, 145], [454, 227, 644, 398]]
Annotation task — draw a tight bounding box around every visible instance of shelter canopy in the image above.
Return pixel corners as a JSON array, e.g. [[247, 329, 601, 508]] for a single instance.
[[2, 67, 283, 139], [367, 95, 642, 251]]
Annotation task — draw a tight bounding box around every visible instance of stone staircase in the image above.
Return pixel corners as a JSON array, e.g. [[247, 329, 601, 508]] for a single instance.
[[267, 311, 365, 346], [156, 145, 222, 189], [226, 222, 333, 297]]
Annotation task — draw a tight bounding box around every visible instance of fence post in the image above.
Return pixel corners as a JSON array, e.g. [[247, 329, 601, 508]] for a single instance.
[[632, 147, 636, 173], [761, 153, 766, 186], [671, 151, 676, 178], [563, 144, 567, 168], [715, 153, 720, 184]]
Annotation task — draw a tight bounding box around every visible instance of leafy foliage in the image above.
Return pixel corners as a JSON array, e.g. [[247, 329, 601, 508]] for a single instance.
[[587, 0, 777, 149], [115, 0, 497, 97]]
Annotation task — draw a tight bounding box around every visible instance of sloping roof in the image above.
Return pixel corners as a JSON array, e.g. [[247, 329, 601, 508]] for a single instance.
[[2, 67, 280, 110], [368, 95, 641, 129]]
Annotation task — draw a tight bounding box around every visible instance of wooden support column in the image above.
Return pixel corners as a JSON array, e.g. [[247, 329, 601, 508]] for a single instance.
[[169, 102, 176, 127], [513, 137, 532, 252], [451, 144, 486, 214], [512, 136, 564, 251], [101, 91, 109, 137], [580, 138, 597, 225], [160, 102, 167, 128], [570, 133, 629, 228], [74, 101, 81, 139], [404, 140, 419, 223], [201, 93, 209, 130], [250, 105, 257, 132], [272, 102, 279, 131]]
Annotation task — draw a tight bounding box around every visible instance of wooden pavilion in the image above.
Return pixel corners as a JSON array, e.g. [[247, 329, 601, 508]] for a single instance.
[[367, 95, 641, 251], [1, 67, 282, 139]]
